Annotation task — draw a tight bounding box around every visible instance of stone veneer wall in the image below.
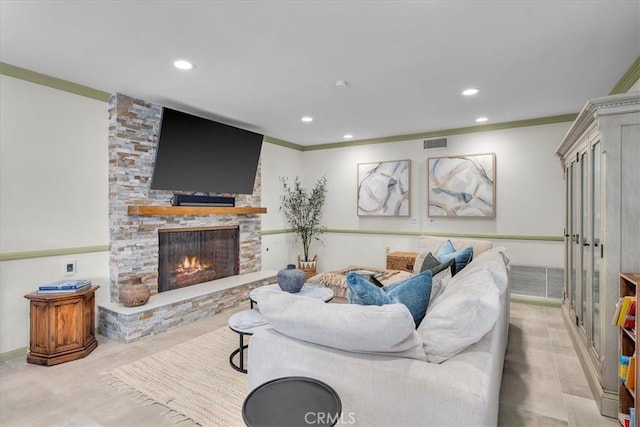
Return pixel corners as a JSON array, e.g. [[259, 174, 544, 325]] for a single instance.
[[99, 276, 273, 343], [108, 93, 262, 303]]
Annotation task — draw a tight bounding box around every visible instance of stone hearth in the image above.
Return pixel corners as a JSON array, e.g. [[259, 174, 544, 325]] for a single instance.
[[99, 271, 276, 343]]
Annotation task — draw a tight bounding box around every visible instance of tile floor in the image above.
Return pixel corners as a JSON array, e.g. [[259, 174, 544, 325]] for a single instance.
[[0, 301, 620, 426]]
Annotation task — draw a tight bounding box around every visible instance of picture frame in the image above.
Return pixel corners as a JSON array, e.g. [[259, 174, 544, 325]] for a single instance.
[[427, 153, 496, 218], [357, 159, 410, 216]]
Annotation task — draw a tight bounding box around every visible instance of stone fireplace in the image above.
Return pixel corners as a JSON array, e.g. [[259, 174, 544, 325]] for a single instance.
[[158, 226, 239, 292], [98, 93, 275, 343]]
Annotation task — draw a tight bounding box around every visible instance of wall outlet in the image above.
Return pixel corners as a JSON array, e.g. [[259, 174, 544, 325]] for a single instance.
[[385, 246, 391, 255], [64, 260, 76, 276]]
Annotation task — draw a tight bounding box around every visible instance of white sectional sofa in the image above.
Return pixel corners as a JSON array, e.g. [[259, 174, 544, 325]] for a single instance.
[[248, 238, 510, 426]]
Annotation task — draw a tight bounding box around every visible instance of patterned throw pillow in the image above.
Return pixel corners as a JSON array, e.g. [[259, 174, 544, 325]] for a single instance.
[[435, 240, 473, 273], [346, 270, 433, 327], [427, 268, 453, 310]]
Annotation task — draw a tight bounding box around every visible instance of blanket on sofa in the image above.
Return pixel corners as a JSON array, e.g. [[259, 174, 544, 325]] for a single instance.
[[307, 265, 411, 298]]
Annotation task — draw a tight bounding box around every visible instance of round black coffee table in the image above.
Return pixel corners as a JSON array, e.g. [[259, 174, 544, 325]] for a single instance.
[[242, 376, 342, 427]]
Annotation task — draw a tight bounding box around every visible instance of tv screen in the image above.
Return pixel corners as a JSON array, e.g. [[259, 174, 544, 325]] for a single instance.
[[150, 108, 263, 194]]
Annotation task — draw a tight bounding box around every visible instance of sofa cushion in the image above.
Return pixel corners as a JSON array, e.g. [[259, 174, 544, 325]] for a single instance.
[[256, 290, 427, 360], [346, 270, 433, 326], [418, 269, 501, 363], [418, 235, 493, 257], [466, 247, 510, 295], [435, 240, 473, 273]]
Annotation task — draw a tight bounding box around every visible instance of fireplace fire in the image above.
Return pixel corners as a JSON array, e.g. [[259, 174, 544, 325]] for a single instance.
[[158, 226, 239, 292], [171, 256, 216, 288]]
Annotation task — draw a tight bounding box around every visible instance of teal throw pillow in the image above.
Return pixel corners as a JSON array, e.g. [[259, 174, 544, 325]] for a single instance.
[[435, 240, 473, 273], [346, 270, 433, 327]]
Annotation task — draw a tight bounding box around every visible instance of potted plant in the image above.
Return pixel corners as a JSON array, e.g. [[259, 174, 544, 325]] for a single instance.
[[280, 176, 328, 278]]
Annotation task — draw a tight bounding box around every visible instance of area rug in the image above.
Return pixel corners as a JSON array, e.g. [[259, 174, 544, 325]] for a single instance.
[[103, 326, 247, 426]]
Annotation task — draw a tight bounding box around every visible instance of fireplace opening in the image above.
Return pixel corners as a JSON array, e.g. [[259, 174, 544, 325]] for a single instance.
[[158, 226, 239, 292]]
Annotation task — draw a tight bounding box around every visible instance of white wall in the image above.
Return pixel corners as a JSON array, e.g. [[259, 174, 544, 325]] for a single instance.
[[293, 122, 571, 272], [259, 142, 306, 270], [259, 142, 304, 231], [0, 76, 109, 252], [0, 75, 110, 354]]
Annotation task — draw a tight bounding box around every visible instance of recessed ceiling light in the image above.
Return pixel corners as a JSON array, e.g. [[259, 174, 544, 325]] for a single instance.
[[462, 88, 479, 96], [173, 60, 193, 70], [343, 134, 353, 139], [475, 117, 488, 123], [301, 116, 313, 123]]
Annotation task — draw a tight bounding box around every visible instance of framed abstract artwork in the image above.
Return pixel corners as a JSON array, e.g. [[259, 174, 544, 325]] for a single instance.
[[427, 153, 496, 218], [357, 160, 410, 216]]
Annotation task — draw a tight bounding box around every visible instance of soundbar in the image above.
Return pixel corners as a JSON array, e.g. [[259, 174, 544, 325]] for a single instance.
[[170, 194, 236, 207]]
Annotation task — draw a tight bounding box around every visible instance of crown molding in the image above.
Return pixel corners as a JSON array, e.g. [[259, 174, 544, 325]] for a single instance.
[[0, 62, 303, 151], [263, 136, 304, 151], [1, 61, 603, 154], [610, 56, 640, 95], [302, 114, 578, 151], [0, 62, 110, 101]]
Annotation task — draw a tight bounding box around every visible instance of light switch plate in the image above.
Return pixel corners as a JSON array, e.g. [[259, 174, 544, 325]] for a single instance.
[[64, 260, 76, 276]]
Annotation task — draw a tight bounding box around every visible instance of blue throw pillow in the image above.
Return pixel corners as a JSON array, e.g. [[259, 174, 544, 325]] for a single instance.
[[346, 270, 433, 327], [435, 240, 473, 273], [358, 273, 385, 288]]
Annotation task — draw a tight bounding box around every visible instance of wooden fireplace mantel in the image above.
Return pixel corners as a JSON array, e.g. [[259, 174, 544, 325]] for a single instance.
[[127, 205, 267, 216]]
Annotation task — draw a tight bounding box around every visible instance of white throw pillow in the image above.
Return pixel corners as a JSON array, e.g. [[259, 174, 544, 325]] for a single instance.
[[256, 289, 427, 360], [457, 248, 510, 295], [417, 270, 501, 363]]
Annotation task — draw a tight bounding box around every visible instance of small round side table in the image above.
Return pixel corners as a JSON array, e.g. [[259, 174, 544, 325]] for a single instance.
[[243, 376, 342, 427]]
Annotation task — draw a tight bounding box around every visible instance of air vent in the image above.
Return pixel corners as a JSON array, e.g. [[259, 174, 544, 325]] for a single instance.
[[423, 138, 447, 149]]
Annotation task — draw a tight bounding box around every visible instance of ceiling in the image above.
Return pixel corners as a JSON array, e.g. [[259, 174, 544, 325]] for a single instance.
[[1, 1, 638, 146]]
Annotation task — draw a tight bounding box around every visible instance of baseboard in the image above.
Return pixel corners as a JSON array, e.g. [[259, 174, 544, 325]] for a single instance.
[[510, 294, 562, 307], [0, 346, 27, 362]]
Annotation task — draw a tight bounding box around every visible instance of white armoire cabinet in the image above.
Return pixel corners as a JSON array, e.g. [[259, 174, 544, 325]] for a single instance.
[[556, 92, 640, 417]]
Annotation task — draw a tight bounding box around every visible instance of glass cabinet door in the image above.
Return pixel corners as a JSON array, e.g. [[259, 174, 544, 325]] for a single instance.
[[580, 151, 588, 329], [569, 161, 578, 313], [591, 142, 601, 355]]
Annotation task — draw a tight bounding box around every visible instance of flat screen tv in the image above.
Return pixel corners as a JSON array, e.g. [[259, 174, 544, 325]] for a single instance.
[[150, 107, 263, 195]]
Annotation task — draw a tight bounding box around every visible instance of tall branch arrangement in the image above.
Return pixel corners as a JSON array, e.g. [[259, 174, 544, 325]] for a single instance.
[[280, 176, 327, 262]]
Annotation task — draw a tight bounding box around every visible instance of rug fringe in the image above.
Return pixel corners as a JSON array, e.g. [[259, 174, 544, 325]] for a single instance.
[[102, 326, 246, 426], [162, 408, 193, 424]]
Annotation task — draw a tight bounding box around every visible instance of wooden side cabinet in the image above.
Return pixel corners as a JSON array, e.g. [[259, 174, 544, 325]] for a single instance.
[[24, 285, 99, 366], [386, 251, 420, 272]]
